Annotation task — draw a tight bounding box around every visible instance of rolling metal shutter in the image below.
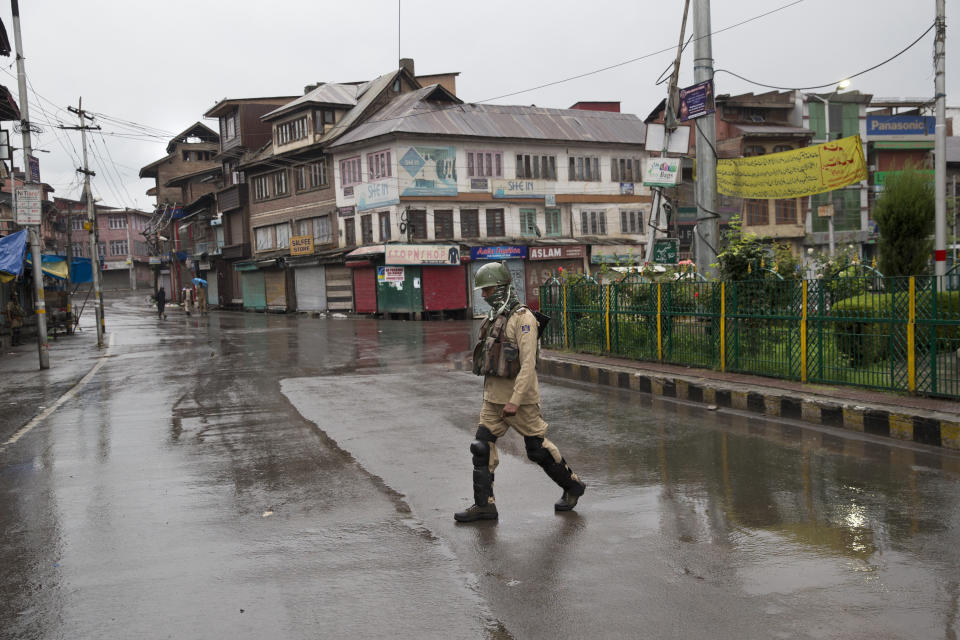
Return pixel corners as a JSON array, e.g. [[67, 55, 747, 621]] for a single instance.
[[352, 267, 377, 314], [422, 265, 467, 311], [264, 270, 287, 311], [295, 266, 327, 312], [241, 271, 266, 310], [325, 266, 353, 312]]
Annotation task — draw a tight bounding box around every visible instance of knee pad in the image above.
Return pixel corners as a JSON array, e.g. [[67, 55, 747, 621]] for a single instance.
[[469, 439, 490, 459], [475, 426, 497, 443], [524, 436, 552, 466]]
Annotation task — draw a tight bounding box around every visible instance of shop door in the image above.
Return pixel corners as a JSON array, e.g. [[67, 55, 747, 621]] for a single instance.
[[422, 265, 467, 311], [470, 259, 525, 317], [377, 266, 423, 314], [264, 270, 287, 311], [295, 266, 327, 312], [241, 271, 266, 310], [524, 259, 584, 310], [206, 271, 219, 307], [325, 266, 353, 312], [353, 267, 377, 314]]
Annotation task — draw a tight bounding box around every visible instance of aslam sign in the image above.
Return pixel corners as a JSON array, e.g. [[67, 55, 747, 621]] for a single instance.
[[528, 245, 585, 261], [399, 146, 458, 196], [385, 244, 461, 266]]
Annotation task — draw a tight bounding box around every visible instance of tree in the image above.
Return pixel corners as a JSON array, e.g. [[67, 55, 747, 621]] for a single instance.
[[873, 166, 935, 277]]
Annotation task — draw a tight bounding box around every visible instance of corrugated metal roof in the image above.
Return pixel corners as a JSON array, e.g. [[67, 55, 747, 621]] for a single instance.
[[263, 82, 364, 121], [331, 86, 646, 148], [318, 72, 400, 145]]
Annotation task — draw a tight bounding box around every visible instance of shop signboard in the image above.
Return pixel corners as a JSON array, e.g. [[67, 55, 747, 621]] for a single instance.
[[290, 234, 314, 256], [866, 115, 935, 138], [385, 243, 460, 265], [356, 177, 399, 211], [652, 238, 679, 264], [678, 79, 715, 121], [470, 246, 527, 261], [491, 179, 548, 199], [399, 146, 457, 196], [643, 158, 681, 187], [338, 206, 356, 217], [528, 245, 586, 261]]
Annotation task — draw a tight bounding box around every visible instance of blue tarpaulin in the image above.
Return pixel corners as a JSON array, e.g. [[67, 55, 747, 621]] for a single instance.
[[0, 230, 28, 277]]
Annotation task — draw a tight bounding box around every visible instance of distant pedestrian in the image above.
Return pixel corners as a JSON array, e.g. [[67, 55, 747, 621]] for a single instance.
[[156, 286, 167, 319], [182, 287, 193, 316], [6, 293, 25, 345]]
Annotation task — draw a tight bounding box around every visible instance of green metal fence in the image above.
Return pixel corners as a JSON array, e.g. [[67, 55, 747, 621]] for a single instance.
[[540, 275, 960, 400]]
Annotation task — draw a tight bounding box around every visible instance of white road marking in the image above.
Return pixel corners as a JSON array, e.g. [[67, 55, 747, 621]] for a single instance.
[[1, 332, 115, 450]]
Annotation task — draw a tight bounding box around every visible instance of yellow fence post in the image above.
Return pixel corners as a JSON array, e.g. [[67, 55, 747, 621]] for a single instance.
[[604, 285, 611, 352], [720, 282, 726, 372], [801, 280, 808, 383], [908, 276, 916, 392], [657, 283, 663, 361]]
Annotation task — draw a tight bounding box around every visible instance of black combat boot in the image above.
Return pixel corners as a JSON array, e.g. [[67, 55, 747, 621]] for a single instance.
[[454, 502, 499, 522]]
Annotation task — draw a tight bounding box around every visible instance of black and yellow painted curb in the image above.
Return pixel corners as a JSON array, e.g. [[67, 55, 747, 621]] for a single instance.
[[453, 353, 960, 452]]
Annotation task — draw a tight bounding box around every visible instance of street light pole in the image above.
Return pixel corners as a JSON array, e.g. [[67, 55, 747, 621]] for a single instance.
[[933, 0, 947, 277], [807, 84, 848, 257], [10, 0, 49, 369]]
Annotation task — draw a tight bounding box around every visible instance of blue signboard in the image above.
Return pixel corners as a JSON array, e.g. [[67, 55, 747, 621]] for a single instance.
[[470, 246, 527, 261], [399, 146, 458, 196], [866, 115, 935, 137]]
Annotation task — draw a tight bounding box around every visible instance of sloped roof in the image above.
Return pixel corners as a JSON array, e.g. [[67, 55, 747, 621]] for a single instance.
[[204, 96, 299, 119], [262, 83, 364, 121], [165, 122, 219, 154], [0, 84, 20, 121], [331, 85, 647, 148], [319, 71, 409, 146]]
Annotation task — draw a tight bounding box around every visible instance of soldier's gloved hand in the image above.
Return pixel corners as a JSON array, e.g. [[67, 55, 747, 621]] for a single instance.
[[501, 402, 519, 417]]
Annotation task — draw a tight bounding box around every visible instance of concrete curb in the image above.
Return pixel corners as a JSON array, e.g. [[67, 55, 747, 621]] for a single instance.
[[452, 353, 960, 452]]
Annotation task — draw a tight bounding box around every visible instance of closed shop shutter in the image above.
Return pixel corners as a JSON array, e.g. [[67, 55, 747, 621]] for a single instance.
[[100, 269, 128, 290], [524, 259, 584, 310], [325, 266, 353, 312], [470, 259, 525, 317], [206, 272, 219, 306], [160, 271, 173, 297], [353, 266, 377, 314], [241, 271, 266, 310], [422, 265, 467, 311], [264, 270, 287, 310], [295, 266, 327, 312]]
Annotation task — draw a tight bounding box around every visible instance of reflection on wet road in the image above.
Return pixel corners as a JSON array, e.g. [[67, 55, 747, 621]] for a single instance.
[[1, 294, 958, 639]]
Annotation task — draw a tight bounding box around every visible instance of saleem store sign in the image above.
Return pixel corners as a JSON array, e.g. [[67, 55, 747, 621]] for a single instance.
[[385, 244, 461, 265]]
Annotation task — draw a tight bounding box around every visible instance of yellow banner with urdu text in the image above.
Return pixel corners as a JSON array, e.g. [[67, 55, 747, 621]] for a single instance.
[[716, 134, 867, 199]]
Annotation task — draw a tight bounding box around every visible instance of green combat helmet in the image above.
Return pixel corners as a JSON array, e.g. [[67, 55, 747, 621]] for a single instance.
[[474, 262, 518, 316]]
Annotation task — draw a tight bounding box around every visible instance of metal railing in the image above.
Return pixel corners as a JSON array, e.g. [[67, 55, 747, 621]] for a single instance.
[[540, 275, 960, 400]]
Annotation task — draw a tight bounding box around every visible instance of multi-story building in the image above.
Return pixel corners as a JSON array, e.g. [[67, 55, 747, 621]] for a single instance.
[[329, 82, 650, 316], [54, 197, 153, 290], [203, 96, 297, 308]]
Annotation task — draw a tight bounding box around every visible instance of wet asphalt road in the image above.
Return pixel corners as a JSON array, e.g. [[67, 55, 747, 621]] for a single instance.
[[1, 293, 959, 639]]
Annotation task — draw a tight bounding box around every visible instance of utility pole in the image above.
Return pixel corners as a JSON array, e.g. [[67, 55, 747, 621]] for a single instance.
[[63, 100, 104, 347], [64, 211, 73, 334], [693, 0, 719, 278], [11, 0, 48, 369], [933, 0, 947, 277]]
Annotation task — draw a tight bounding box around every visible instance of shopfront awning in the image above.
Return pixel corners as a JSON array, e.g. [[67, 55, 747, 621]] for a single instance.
[[345, 244, 385, 259]]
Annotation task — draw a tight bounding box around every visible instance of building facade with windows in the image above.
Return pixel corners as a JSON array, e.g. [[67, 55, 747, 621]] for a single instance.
[[329, 83, 651, 315]]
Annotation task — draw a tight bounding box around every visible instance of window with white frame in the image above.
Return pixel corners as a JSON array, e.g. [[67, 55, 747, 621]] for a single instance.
[[620, 209, 643, 234], [545, 208, 562, 236], [466, 150, 503, 178], [109, 239, 128, 256], [72, 242, 85, 257], [519, 209, 538, 236], [297, 219, 312, 237], [108, 214, 127, 229], [516, 153, 557, 180], [253, 175, 271, 201], [580, 210, 607, 235], [367, 150, 392, 181], [296, 159, 327, 191], [314, 109, 336, 132], [273, 170, 288, 196], [569, 155, 601, 181], [223, 113, 237, 140], [378, 211, 392, 241], [276, 117, 308, 145], [340, 156, 362, 187], [255, 226, 273, 251], [275, 222, 291, 249], [71, 216, 84, 231], [313, 215, 332, 244], [611, 157, 642, 183]]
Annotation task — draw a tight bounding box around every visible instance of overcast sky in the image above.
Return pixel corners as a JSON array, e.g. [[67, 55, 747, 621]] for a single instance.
[[2, 0, 954, 212]]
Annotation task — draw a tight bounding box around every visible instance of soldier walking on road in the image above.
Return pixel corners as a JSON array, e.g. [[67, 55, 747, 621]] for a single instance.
[[6, 292, 24, 345], [156, 286, 167, 319], [455, 262, 586, 523]]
